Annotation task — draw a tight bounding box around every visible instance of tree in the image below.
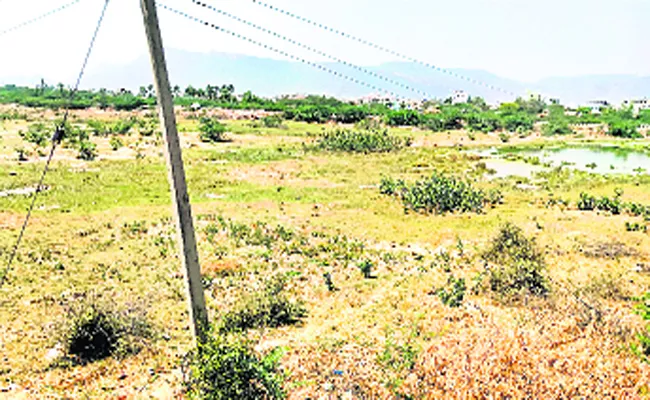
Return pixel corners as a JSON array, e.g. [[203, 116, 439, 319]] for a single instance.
[[219, 84, 235, 103]]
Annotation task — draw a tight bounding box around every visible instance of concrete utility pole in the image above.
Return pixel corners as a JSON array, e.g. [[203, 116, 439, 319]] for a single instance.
[[140, 0, 208, 344]]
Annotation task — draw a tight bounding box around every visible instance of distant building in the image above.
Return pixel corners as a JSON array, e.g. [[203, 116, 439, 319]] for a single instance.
[[451, 90, 469, 105], [622, 98, 650, 115], [355, 93, 399, 107], [585, 100, 610, 114]]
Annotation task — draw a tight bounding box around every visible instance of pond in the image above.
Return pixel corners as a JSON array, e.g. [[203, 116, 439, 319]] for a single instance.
[[477, 145, 650, 178]]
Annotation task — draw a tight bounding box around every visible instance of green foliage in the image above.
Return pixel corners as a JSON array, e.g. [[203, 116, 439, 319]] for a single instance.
[[543, 106, 574, 136], [315, 128, 411, 153], [383, 109, 422, 126], [625, 221, 647, 232], [185, 332, 285, 400], [109, 136, 124, 151], [499, 132, 510, 143], [357, 259, 374, 279], [436, 276, 466, 307], [380, 173, 501, 215], [633, 293, 650, 361], [608, 120, 641, 138], [199, 118, 228, 143], [55, 295, 152, 364], [219, 276, 306, 333], [483, 223, 548, 296], [578, 190, 624, 215], [77, 140, 97, 161], [20, 122, 50, 146]]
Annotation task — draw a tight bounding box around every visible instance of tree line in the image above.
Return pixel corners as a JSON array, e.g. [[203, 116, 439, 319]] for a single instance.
[[1, 83, 648, 137]]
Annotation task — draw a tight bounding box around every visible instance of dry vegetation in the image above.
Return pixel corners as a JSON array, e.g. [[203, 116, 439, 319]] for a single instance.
[[1, 105, 650, 398]]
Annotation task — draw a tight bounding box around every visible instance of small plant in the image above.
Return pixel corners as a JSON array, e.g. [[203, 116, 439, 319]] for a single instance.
[[20, 122, 50, 147], [586, 162, 597, 169], [219, 276, 306, 333], [626, 221, 647, 232], [357, 259, 374, 279], [355, 117, 382, 131], [77, 140, 97, 161], [482, 223, 548, 297], [633, 292, 650, 361], [199, 117, 228, 143], [323, 272, 337, 292], [15, 146, 29, 161], [109, 136, 124, 151], [185, 331, 285, 400], [499, 132, 510, 143], [436, 276, 466, 307], [315, 128, 411, 153], [55, 294, 152, 364]]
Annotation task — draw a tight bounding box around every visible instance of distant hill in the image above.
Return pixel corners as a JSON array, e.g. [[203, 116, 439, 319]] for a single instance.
[[6, 49, 650, 106]]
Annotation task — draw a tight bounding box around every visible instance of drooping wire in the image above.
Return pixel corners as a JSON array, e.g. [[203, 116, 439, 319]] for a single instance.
[[0, 0, 111, 289], [159, 3, 405, 102], [248, 0, 519, 99], [192, 0, 435, 100], [0, 0, 85, 37]]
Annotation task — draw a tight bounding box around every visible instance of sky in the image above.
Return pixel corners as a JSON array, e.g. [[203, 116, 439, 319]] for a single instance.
[[0, 0, 649, 87]]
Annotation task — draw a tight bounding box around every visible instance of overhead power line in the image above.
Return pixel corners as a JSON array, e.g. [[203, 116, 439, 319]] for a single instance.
[[248, 0, 519, 99], [192, 0, 435, 100], [0, 0, 111, 289], [0, 0, 85, 37], [159, 3, 406, 102]]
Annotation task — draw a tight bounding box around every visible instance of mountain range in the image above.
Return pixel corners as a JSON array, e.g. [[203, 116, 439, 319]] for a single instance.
[[7, 50, 650, 106]]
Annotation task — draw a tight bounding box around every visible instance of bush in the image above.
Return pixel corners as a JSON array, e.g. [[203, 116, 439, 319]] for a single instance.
[[357, 259, 374, 279], [55, 295, 152, 363], [482, 223, 548, 296], [315, 129, 411, 153], [185, 332, 285, 400], [77, 140, 97, 161], [20, 122, 50, 146], [261, 115, 284, 128], [199, 118, 227, 143], [609, 121, 641, 138], [380, 173, 500, 215], [578, 190, 624, 215], [436, 276, 466, 307], [219, 276, 306, 333], [383, 109, 422, 126], [109, 136, 124, 151]]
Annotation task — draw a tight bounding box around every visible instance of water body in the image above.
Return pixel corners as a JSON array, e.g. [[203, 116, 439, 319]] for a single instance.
[[475, 146, 650, 178]]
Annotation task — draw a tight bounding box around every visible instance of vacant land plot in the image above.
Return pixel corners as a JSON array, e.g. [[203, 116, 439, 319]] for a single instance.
[[1, 108, 649, 398]]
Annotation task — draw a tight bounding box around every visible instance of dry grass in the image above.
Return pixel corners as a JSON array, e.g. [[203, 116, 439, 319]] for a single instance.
[[1, 107, 650, 398]]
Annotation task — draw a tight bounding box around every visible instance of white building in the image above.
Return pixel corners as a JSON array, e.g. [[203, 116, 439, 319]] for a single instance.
[[451, 90, 469, 105], [622, 98, 650, 116], [585, 100, 610, 114]]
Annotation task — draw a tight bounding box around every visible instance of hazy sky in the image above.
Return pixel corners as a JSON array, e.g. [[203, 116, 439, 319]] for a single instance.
[[0, 0, 648, 86]]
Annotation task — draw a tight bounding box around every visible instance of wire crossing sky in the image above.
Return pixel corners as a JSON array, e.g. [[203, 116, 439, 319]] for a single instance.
[[0, 0, 648, 87]]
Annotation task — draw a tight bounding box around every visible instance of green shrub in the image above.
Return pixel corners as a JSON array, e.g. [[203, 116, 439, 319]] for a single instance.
[[633, 292, 650, 361], [109, 136, 124, 151], [609, 121, 641, 138], [185, 332, 285, 400], [380, 173, 500, 215], [578, 190, 624, 215], [625, 221, 647, 232], [55, 295, 152, 364], [315, 128, 411, 153], [261, 115, 284, 128], [77, 140, 97, 161], [499, 132, 510, 143], [483, 223, 548, 296], [436, 276, 466, 307], [20, 122, 50, 146], [357, 259, 374, 279], [199, 118, 228, 143], [219, 276, 306, 333]]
